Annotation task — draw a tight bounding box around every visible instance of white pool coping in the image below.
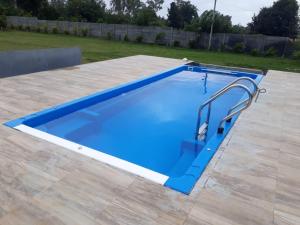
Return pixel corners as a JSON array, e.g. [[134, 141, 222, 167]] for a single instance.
[[15, 124, 169, 184]]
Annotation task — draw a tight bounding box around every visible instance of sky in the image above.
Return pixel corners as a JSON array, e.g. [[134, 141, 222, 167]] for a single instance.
[[157, 0, 300, 26], [105, 0, 299, 26]]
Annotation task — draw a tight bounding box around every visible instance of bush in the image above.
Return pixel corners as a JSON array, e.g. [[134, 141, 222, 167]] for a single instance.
[[233, 42, 245, 53], [136, 35, 143, 43], [81, 28, 88, 37], [36, 26, 41, 33], [106, 32, 112, 40], [52, 27, 58, 34], [73, 28, 78, 36], [9, 24, 15, 30], [173, 40, 180, 47], [124, 34, 129, 42], [264, 47, 277, 57], [17, 24, 23, 30], [292, 51, 300, 59], [0, 15, 7, 30], [42, 25, 48, 33], [25, 26, 31, 31], [155, 32, 166, 44], [188, 40, 197, 49], [64, 30, 70, 35], [250, 48, 259, 56]]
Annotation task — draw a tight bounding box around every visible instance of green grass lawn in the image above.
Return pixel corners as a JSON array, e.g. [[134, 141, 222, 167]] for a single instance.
[[1, 31, 299, 72]]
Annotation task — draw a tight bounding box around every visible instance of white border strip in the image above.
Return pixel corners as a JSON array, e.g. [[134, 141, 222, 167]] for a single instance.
[[15, 124, 169, 184]]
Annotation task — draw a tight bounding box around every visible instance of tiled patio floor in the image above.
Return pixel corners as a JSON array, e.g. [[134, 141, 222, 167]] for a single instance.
[[0, 56, 299, 225]]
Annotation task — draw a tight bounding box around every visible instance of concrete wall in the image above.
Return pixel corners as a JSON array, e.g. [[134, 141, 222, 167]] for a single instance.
[[7, 16, 293, 56], [0, 47, 81, 77]]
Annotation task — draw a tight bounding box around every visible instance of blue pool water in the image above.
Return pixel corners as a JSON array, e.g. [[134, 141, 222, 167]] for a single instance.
[[5, 65, 262, 194]]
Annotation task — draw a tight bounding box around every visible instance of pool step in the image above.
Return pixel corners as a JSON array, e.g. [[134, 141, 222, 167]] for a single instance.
[[168, 140, 204, 177], [197, 122, 208, 141]]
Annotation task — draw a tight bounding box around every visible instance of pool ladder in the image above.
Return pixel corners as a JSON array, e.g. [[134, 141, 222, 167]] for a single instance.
[[195, 77, 266, 141]]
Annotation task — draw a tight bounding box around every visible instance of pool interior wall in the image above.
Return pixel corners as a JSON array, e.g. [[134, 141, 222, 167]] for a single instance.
[[5, 65, 263, 194]]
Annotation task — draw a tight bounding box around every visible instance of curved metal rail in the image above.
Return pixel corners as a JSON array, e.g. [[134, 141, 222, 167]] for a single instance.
[[195, 83, 253, 141], [211, 77, 259, 99]]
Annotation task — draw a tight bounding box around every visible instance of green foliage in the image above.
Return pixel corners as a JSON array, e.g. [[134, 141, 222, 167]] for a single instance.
[[81, 28, 88, 37], [264, 47, 278, 57], [292, 51, 300, 59], [36, 26, 41, 32], [173, 40, 180, 47], [146, 0, 164, 12], [136, 35, 143, 43], [73, 28, 78, 35], [167, 0, 198, 29], [43, 25, 48, 33], [18, 24, 23, 30], [250, 48, 260, 56], [198, 10, 232, 33], [124, 34, 129, 41], [233, 42, 245, 53], [25, 25, 31, 31], [249, 0, 299, 38], [155, 32, 166, 44], [52, 27, 58, 34], [188, 39, 197, 49], [64, 30, 70, 35], [1, 31, 300, 72], [0, 14, 7, 30], [231, 25, 248, 34], [106, 32, 112, 40], [134, 7, 158, 26], [167, 2, 181, 29]]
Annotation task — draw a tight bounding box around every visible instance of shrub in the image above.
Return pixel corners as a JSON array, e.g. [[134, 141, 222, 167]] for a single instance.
[[9, 24, 15, 30], [36, 26, 41, 32], [292, 51, 300, 59], [155, 32, 166, 44], [81, 28, 88, 37], [73, 28, 78, 36], [64, 30, 70, 35], [136, 35, 143, 43], [188, 39, 197, 49], [250, 48, 259, 56], [25, 26, 31, 31], [18, 24, 23, 30], [0, 15, 7, 30], [264, 47, 277, 57], [173, 40, 180, 47], [233, 42, 245, 53], [43, 25, 48, 33], [106, 32, 112, 40], [124, 34, 129, 42], [52, 27, 58, 34]]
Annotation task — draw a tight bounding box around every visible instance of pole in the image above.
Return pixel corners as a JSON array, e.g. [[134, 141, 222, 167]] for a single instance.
[[208, 0, 217, 50]]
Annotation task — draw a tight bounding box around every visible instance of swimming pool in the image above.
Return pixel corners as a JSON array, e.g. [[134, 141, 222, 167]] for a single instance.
[[5, 65, 263, 194]]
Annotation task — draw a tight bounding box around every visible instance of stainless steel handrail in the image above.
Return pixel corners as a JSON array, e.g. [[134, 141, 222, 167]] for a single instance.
[[211, 77, 259, 99], [195, 83, 253, 140]]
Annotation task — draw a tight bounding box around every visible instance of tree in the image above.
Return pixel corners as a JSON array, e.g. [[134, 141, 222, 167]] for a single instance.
[[146, 0, 164, 12], [134, 7, 158, 26], [110, 0, 143, 16], [176, 0, 197, 26], [198, 10, 232, 33], [16, 0, 48, 16], [167, 0, 198, 29], [66, 0, 106, 22], [249, 0, 299, 38], [167, 2, 181, 29]]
